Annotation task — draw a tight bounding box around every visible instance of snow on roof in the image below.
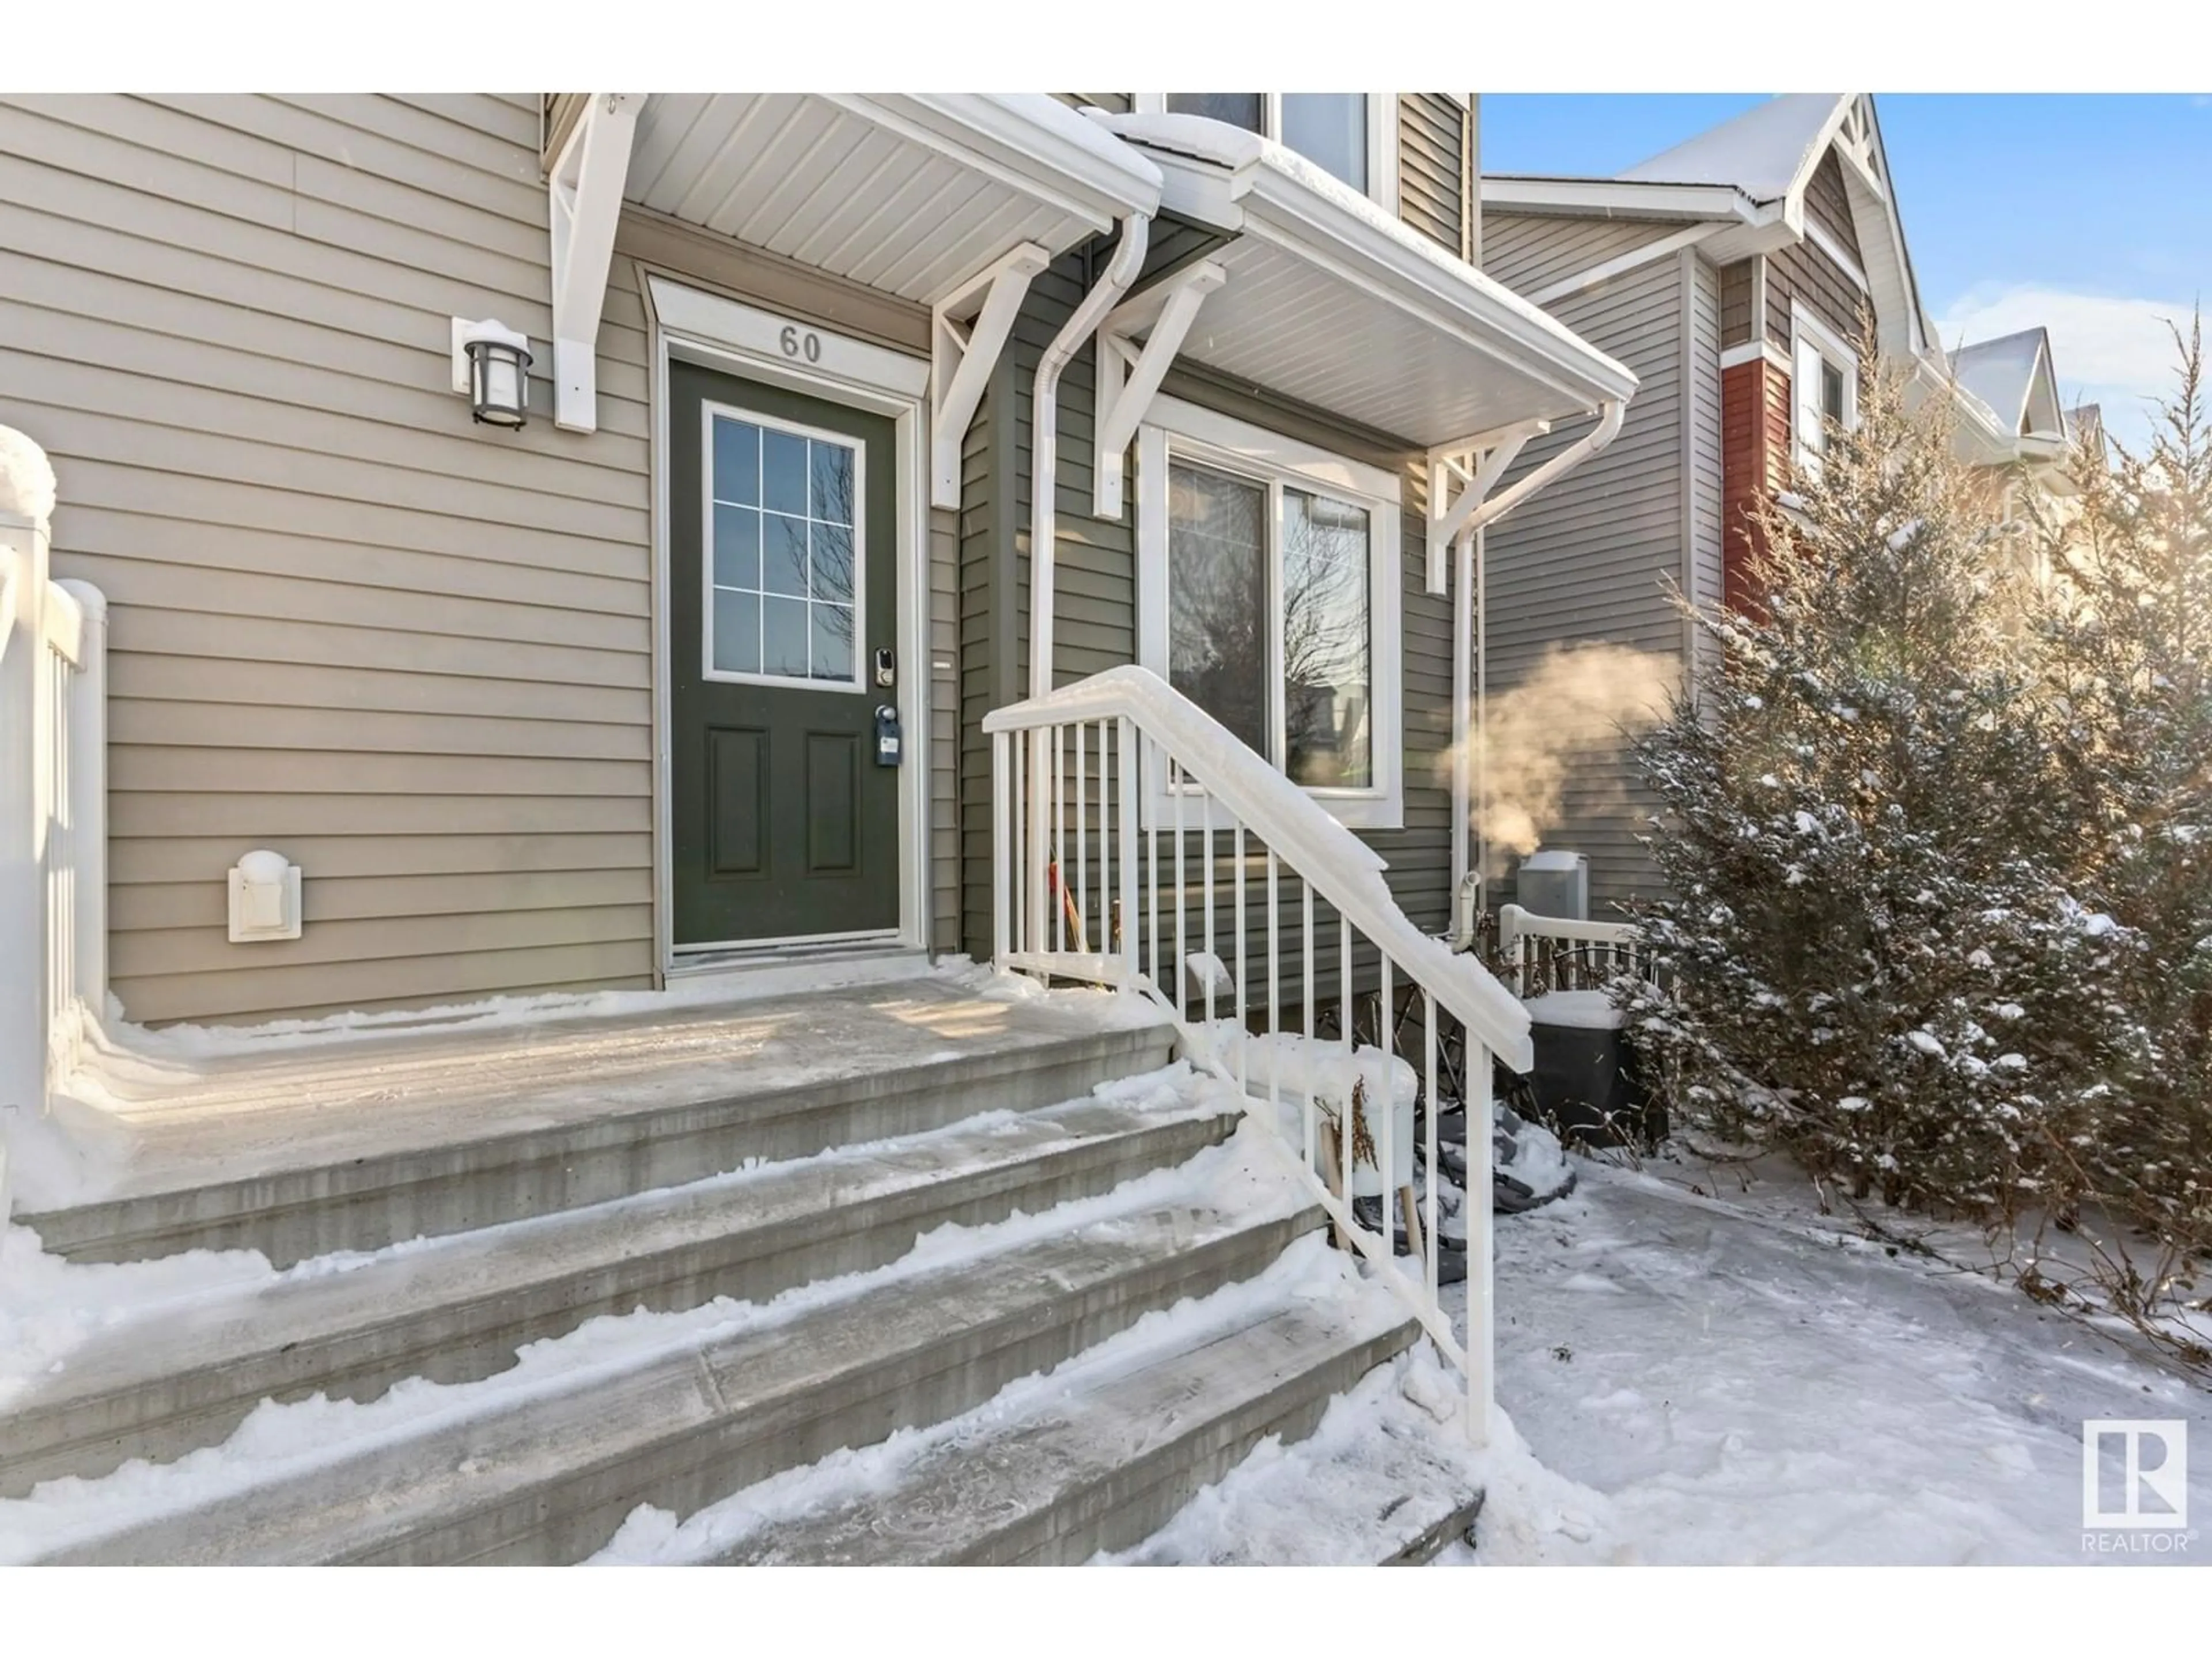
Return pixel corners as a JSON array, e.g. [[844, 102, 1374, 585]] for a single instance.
[[1616, 94, 1849, 202], [1949, 329, 2052, 435]]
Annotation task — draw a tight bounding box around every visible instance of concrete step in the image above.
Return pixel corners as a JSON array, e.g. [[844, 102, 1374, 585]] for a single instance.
[[1104, 1343, 1490, 1566], [20, 1158, 1321, 1565], [0, 1077, 1236, 1501], [25, 985, 1173, 1267], [691, 1266, 1423, 1566]]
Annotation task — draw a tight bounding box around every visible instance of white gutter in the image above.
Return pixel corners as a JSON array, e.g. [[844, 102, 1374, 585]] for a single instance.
[[1447, 398, 1628, 945], [1031, 214, 1151, 698]]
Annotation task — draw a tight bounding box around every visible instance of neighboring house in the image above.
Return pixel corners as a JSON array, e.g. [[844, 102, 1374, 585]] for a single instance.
[[0, 93, 1634, 1559], [1476, 94, 2075, 919]]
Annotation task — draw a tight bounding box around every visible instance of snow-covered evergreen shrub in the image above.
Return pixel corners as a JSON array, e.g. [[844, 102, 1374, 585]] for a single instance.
[[2020, 320, 2212, 1339], [1624, 347, 2122, 1215]]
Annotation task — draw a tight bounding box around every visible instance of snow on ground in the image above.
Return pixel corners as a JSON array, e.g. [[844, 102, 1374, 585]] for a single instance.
[[1449, 1156, 2211, 1565]]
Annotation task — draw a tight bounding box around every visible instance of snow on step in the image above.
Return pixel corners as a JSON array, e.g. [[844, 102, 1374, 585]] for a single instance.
[[25, 970, 1171, 1266], [0, 1067, 1238, 1499], [589, 1234, 1420, 1567], [1103, 1343, 1487, 1565], [2, 1120, 1318, 1566]]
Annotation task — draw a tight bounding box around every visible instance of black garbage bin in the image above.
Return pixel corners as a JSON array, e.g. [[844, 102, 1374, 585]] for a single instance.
[[1524, 991, 1664, 1149]]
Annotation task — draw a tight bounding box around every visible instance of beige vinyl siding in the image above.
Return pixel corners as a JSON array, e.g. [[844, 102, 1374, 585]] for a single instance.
[[1482, 217, 1692, 919], [1479, 212, 1685, 298], [1397, 96, 1468, 257], [0, 93, 958, 1025], [0, 93, 653, 1024]]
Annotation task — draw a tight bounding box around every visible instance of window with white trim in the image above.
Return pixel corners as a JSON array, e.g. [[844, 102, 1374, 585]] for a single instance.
[[1137, 397, 1402, 829], [1790, 303, 1859, 476], [1136, 94, 1395, 208]]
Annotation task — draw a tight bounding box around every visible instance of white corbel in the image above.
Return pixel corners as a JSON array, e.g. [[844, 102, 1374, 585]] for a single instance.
[[549, 92, 642, 434], [1424, 416, 1549, 592], [929, 242, 1050, 509], [1092, 260, 1227, 519]]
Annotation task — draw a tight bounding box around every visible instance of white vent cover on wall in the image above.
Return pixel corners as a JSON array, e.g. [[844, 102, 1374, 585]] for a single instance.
[[228, 849, 301, 943]]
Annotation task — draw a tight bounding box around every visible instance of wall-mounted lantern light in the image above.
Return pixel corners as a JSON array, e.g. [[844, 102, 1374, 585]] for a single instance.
[[450, 317, 532, 429]]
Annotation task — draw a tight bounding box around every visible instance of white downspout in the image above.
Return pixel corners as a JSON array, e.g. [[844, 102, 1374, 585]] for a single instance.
[[1449, 524, 1475, 940], [1030, 214, 1152, 699], [1024, 213, 1151, 956], [1448, 398, 1626, 948]]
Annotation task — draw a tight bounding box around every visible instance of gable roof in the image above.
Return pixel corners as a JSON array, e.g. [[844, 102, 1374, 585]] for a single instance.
[[1618, 93, 1850, 204], [1488, 95, 1936, 363], [1950, 328, 2067, 440]]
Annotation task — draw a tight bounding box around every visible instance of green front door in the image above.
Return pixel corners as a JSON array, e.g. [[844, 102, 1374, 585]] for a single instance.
[[669, 361, 900, 949]]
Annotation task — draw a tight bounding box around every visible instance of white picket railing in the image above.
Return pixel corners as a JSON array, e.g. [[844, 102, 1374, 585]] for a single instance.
[[1497, 903, 1647, 997], [1, 428, 108, 1226], [984, 665, 1532, 1444]]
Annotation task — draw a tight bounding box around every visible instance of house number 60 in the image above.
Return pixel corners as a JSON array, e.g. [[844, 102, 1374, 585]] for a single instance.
[[779, 324, 821, 363]]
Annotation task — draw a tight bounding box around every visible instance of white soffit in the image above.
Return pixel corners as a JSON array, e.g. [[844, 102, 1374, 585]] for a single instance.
[[627, 94, 1161, 305], [1095, 115, 1637, 448]]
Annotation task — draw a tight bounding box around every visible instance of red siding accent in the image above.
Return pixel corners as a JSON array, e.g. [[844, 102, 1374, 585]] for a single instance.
[[1721, 356, 1790, 613]]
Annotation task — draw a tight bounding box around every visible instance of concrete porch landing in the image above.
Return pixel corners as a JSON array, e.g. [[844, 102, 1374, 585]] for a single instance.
[[24, 974, 1173, 1265]]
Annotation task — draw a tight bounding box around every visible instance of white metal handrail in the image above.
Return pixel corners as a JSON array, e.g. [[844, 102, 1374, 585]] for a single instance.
[[984, 664, 1530, 1443], [1, 428, 109, 1228], [1497, 903, 1647, 997]]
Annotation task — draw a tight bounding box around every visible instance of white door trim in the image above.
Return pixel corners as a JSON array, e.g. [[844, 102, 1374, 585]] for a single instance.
[[644, 274, 932, 976]]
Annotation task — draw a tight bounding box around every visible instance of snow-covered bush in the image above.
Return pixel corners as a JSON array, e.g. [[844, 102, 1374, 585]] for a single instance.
[[2016, 320, 2212, 1347], [1628, 319, 2212, 1366], [1624, 340, 2122, 1215]]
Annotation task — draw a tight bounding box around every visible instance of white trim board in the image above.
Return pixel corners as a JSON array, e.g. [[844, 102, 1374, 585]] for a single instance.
[[643, 275, 933, 972], [1719, 339, 1792, 375], [1529, 222, 1725, 308]]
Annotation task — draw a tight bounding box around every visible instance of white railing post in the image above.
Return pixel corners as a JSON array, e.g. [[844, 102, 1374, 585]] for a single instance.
[[1466, 1040, 1495, 1447], [0, 428, 59, 1227], [991, 730, 1010, 966], [1116, 716, 1138, 986]]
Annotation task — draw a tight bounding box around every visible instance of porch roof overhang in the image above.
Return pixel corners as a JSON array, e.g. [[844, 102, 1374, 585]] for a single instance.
[[624, 94, 1163, 306], [1087, 112, 1638, 450], [1480, 175, 1793, 264]]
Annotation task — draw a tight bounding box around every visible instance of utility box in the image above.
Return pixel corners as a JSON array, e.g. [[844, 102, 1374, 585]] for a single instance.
[[1516, 849, 1589, 921]]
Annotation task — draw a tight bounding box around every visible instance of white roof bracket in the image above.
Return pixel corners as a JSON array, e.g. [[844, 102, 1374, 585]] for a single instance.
[[1092, 259, 1227, 520], [929, 241, 1051, 510], [550, 93, 642, 434], [1424, 417, 1549, 592]]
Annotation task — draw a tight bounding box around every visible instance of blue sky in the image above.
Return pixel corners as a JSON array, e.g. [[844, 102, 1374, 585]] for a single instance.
[[1482, 95, 2212, 449]]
